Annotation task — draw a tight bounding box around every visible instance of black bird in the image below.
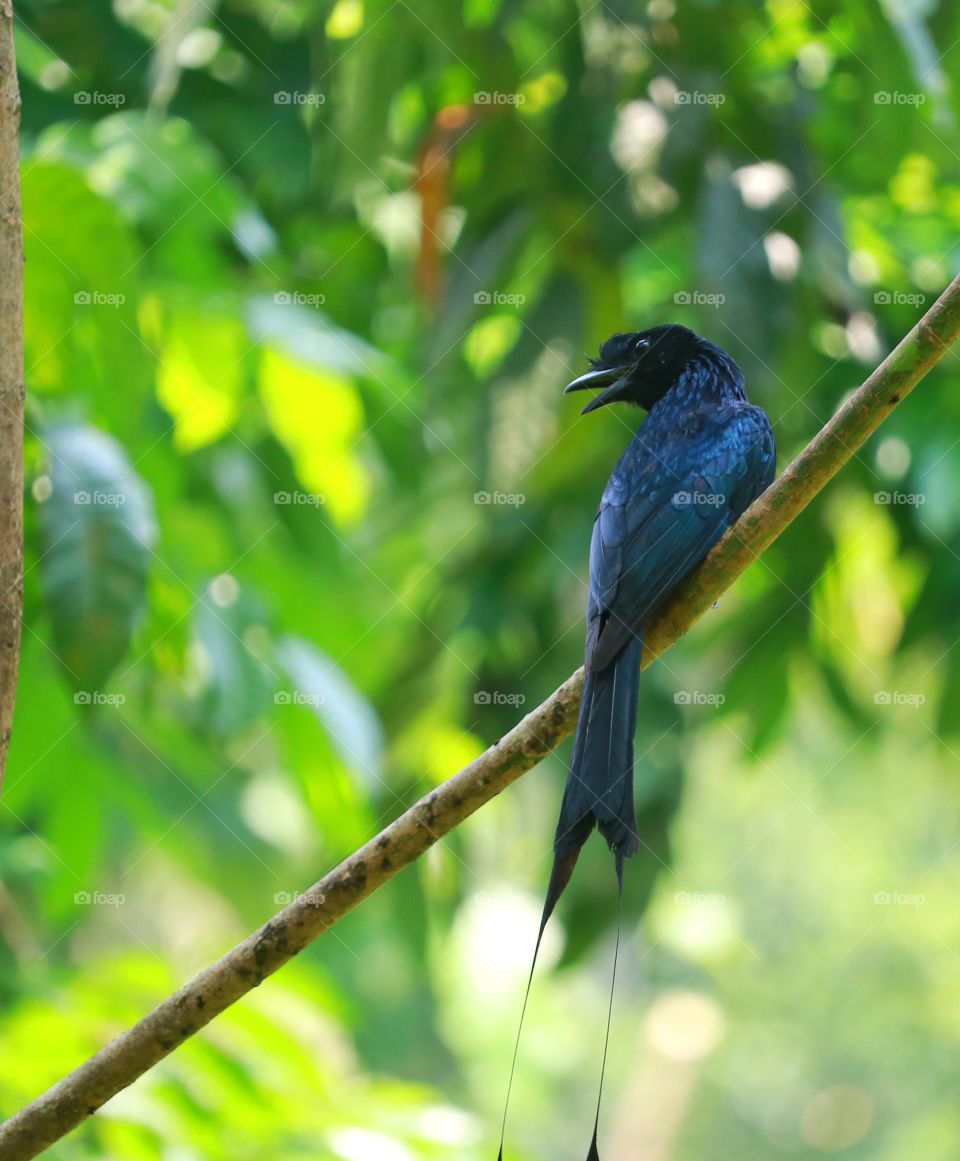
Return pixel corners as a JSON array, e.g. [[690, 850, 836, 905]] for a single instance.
[[498, 324, 775, 1160]]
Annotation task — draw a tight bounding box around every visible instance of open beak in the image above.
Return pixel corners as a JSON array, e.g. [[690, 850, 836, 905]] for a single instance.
[[563, 364, 633, 414]]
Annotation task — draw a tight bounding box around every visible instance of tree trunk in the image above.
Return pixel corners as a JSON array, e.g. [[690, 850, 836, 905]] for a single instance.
[[0, 0, 24, 790]]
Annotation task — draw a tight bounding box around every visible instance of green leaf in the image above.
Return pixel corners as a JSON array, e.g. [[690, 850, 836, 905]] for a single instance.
[[38, 422, 157, 691], [21, 161, 149, 426], [246, 295, 391, 381], [193, 586, 275, 736], [156, 307, 249, 451], [257, 346, 370, 526], [276, 635, 384, 787]]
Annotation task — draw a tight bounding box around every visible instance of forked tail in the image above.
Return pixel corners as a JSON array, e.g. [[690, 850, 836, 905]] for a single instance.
[[497, 637, 641, 1159]]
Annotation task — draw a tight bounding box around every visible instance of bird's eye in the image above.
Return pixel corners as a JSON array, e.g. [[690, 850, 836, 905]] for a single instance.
[[634, 338, 650, 352]]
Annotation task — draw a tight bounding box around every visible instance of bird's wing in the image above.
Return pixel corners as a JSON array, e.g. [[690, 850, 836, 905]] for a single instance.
[[586, 408, 774, 672]]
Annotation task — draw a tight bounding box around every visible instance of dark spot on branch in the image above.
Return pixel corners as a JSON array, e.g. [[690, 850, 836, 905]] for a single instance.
[[348, 859, 368, 892], [421, 794, 438, 826], [255, 920, 289, 966]]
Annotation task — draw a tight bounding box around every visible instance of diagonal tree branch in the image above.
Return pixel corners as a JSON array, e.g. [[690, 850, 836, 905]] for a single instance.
[[2, 276, 959, 1159]]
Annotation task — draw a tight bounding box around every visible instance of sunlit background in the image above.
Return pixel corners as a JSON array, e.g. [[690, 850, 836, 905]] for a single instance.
[[3, 0, 960, 1158]]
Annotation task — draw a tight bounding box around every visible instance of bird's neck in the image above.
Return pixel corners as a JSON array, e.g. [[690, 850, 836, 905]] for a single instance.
[[662, 342, 747, 411]]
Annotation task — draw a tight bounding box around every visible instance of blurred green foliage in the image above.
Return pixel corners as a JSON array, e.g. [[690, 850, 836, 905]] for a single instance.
[[3, 0, 960, 1158]]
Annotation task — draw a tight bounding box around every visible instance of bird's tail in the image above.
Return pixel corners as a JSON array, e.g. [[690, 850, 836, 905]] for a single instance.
[[496, 637, 641, 1160], [555, 634, 642, 865]]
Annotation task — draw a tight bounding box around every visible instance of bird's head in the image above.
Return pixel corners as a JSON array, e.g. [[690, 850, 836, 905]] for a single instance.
[[564, 324, 704, 414]]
